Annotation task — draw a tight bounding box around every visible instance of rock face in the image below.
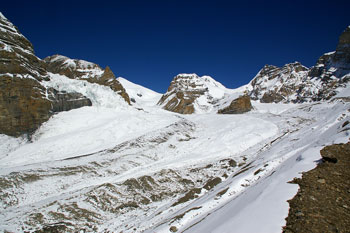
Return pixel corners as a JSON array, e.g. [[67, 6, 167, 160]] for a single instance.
[[158, 73, 229, 114], [44, 55, 130, 104], [0, 76, 52, 137], [0, 13, 125, 137], [0, 13, 47, 80], [0, 13, 52, 136], [218, 95, 252, 114], [48, 89, 92, 112], [249, 26, 350, 103]]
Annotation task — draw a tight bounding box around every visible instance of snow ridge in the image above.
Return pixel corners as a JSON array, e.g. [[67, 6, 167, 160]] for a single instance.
[[117, 77, 162, 106]]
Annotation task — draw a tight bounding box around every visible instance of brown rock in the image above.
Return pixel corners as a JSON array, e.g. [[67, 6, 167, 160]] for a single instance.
[[92, 66, 130, 104], [218, 95, 252, 114], [0, 75, 51, 137], [0, 14, 52, 136], [159, 92, 196, 114]]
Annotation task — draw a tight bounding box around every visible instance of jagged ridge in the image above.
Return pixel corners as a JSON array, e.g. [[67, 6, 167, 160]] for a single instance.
[[0, 13, 130, 137]]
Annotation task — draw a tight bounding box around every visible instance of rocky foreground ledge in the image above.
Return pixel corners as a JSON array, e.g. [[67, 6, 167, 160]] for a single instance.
[[284, 140, 350, 232]]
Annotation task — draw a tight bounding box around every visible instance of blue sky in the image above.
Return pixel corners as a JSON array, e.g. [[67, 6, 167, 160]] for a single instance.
[[2, 0, 350, 92]]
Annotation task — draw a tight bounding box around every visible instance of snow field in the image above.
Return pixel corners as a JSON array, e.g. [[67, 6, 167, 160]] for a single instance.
[[1, 73, 350, 233]]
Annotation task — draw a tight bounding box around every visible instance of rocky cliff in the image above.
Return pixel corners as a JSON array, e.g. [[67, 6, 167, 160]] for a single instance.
[[0, 13, 127, 137], [249, 26, 350, 103], [0, 12, 53, 136]]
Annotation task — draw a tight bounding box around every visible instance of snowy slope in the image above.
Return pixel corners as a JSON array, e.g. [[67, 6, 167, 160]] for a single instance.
[[117, 77, 162, 106], [1, 93, 350, 232], [151, 101, 350, 233], [1, 64, 350, 232], [0, 73, 177, 166], [0, 107, 178, 167]]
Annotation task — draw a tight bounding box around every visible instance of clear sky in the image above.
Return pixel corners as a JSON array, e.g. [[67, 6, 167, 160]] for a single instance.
[[2, 0, 350, 93]]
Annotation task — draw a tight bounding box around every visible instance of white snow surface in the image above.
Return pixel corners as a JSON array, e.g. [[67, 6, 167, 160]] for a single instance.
[[1, 75, 350, 233], [117, 77, 162, 106], [0, 107, 178, 167], [335, 76, 350, 98]]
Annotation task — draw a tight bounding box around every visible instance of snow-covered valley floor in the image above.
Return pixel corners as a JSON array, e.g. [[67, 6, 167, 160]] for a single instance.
[[1, 99, 350, 232]]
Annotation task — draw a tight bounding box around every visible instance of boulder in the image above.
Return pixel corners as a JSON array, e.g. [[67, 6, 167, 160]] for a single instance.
[[48, 89, 92, 112], [218, 95, 252, 114]]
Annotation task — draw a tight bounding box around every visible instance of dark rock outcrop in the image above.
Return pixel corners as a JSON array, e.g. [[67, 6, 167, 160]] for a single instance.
[[48, 89, 92, 112], [218, 95, 252, 114], [284, 142, 350, 233], [0, 75, 51, 137], [44, 55, 130, 104]]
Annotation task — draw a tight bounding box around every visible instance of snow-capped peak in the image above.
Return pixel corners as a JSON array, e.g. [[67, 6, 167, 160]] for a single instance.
[[158, 73, 245, 114], [170, 73, 226, 94]]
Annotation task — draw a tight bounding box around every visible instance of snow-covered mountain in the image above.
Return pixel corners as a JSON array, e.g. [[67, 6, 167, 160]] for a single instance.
[[249, 26, 350, 103], [1, 11, 350, 233], [0, 12, 130, 137], [157, 73, 249, 114], [249, 62, 309, 102], [159, 25, 350, 112]]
